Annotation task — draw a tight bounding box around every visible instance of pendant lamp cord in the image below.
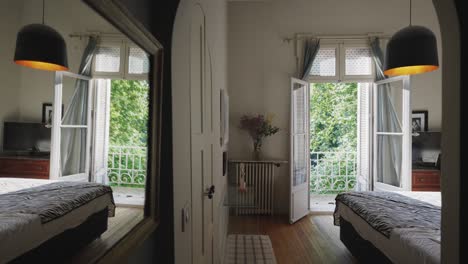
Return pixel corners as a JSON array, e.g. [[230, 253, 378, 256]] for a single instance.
[[409, 0, 412, 26], [42, 0, 45, 24]]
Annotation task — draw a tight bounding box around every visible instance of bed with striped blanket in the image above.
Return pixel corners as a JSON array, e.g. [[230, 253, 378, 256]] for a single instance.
[[334, 191, 441, 264], [0, 178, 115, 263]]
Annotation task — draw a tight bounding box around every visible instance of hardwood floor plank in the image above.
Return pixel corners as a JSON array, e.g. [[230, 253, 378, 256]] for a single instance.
[[228, 214, 357, 264]]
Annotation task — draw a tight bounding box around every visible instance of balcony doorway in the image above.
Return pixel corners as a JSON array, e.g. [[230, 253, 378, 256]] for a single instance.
[[309, 82, 368, 212], [92, 79, 149, 207]]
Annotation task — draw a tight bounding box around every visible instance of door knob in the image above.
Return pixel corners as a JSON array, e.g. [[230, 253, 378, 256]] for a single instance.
[[203, 185, 215, 199]]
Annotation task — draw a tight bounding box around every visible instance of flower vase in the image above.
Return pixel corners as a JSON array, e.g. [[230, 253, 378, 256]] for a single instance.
[[252, 140, 262, 160]]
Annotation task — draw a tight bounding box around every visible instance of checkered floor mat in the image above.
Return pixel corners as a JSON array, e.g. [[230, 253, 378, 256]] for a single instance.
[[225, 234, 277, 264]]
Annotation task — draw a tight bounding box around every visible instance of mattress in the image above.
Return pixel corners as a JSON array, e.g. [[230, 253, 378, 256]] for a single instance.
[[335, 191, 441, 264], [0, 178, 114, 263], [0, 177, 56, 194]]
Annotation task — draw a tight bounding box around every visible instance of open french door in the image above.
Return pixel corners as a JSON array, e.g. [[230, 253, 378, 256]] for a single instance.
[[290, 77, 310, 224], [50, 71, 93, 181], [373, 76, 411, 191]]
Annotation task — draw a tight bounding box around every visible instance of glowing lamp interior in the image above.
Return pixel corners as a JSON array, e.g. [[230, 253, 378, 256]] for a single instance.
[[384, 65, 439, 76], [14, 60, 68, 71]]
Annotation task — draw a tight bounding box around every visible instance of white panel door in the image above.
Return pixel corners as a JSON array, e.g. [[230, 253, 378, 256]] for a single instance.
[[50, 71, 93, 181], [290, 77, 310, 224], [190, 4, 214, 264], [373, 76, 411, 191]]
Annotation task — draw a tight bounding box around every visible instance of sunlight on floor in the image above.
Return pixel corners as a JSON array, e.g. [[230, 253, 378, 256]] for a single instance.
[[310, 194, 337, 213], [112, 186, 145, 207]]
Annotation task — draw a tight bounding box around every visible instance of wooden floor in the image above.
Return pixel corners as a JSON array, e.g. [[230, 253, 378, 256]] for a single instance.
[[229, 214, 357, 264], [68, 207, 144, 263]]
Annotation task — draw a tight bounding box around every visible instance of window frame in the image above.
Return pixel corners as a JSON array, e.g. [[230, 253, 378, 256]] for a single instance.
[[309, 39, 375, 83]]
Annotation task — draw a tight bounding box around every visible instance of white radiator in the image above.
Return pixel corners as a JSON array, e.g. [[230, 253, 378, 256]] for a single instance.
[[230, 161, 281, 215]]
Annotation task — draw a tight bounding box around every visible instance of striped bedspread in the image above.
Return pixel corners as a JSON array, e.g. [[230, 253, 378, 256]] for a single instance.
[[334, 191, 440, 238], [0, 181, 115, 223]]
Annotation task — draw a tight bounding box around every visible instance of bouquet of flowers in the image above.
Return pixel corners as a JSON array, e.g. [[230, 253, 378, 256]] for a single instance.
[[239, 113, 279, 159]]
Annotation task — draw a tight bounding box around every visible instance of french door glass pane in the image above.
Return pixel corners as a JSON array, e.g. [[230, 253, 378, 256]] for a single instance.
[[293, 85, 306, 133], [376, 81, 403, 133], [61, 75, 89, 126], [293, 134, 307, 186], [376, 135, 402, 187], [60, 128, 87, 176]]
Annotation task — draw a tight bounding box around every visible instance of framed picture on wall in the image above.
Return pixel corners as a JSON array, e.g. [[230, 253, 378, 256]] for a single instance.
[[42, 103, 64, 125], [412, 110, 428, 132]]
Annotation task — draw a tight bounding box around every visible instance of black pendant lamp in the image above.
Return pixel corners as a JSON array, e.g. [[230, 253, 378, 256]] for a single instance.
[[384, 0, 438, 76], [14, 0, 68, 71]]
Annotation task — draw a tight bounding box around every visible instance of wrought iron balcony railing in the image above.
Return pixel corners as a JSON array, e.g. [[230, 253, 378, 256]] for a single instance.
[[108, 146, 147, 187], [310, 151, 357, 194]]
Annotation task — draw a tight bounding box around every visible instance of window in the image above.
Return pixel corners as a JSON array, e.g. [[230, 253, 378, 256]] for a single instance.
[[310, 47, 337, 77], [345, 47, 372, 76], [309, 40, 374, 82], [127, 46, 150, 75], [95, 45, 122, 74], [93, 39, 149, 79]]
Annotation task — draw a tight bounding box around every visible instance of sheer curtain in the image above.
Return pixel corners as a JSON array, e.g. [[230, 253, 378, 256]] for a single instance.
[[370, 38, 402, 187], [60, 37, 98, 177]]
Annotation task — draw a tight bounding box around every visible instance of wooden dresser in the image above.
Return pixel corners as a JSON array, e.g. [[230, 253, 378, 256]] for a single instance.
[[0, 156, 50, 179], [412, 169, 440, 191]]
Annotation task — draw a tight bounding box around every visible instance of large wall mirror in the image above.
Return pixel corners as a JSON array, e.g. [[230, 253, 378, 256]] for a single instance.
[[0, 0, 162, 262]]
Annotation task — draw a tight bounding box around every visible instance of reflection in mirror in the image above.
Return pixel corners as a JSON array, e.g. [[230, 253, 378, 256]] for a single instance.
[[376, 135, 403, 187], [0, 0, 157, 262], [377, 80, 403, 133]]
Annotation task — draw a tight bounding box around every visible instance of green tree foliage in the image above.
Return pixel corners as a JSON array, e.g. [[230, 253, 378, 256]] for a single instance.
[[310, 83, 358, 152], [109, 80, 149, 147], [309, 83, 358, 194]]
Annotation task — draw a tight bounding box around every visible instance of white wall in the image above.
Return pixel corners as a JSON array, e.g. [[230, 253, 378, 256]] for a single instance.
[[15, 0, 118, 123], [228, 0, 442, 214], [172, 0, 228, 263], [0, 1, 23, 150]]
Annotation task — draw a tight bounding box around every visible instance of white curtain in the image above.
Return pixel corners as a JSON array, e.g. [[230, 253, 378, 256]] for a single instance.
[[370, 38, 402, 187], [60, 37, 98, 177]]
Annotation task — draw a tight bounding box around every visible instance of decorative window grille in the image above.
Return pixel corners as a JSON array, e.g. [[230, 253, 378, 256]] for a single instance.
[[310, 48, 336, 77], [93, 39, 149, 79], [128, 47, 150, 74], [308, 40, 374, 82], [345, 47, 372, 76], [94, 46, 121, 73]]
